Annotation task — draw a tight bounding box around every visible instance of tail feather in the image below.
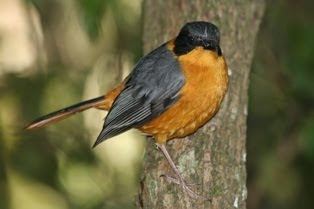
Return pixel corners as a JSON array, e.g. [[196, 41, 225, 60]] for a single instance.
[[25, 96, 106, 130]]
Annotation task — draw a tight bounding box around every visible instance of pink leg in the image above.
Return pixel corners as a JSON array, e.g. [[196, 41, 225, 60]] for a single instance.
[[157, 143, 199, 199]]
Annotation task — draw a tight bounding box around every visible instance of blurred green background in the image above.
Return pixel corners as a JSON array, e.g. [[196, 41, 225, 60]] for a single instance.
[[0, 0, 313, 209]]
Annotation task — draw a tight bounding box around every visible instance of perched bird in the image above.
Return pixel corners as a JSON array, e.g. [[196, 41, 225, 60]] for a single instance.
[[25, 21, 228, 198]]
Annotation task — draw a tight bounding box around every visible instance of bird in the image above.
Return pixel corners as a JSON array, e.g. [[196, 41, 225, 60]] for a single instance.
[[25, 21, 228, 198]]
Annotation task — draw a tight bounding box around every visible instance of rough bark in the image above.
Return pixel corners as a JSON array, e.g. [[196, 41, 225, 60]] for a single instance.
[[137, 1, 265, 208]]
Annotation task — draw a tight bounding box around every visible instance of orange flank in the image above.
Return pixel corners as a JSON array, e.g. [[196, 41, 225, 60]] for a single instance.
[[96, 82, 126, 111]]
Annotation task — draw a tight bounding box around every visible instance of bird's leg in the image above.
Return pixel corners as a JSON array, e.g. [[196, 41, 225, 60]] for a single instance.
[[156, 143, 199, 199]]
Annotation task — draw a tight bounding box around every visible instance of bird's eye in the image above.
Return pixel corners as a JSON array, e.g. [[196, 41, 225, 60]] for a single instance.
[[187, 36, 194, 45]]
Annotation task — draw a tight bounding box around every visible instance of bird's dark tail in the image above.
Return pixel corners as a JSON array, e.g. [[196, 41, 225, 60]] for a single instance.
[[25, 96, 106, 130]]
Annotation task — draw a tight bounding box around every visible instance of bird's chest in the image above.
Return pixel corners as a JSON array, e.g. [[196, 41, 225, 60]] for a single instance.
[[175, 49, 228, 130], [139, 48, 228, 143]]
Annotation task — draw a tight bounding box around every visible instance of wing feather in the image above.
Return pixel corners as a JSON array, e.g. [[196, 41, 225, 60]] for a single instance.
[[93, 44, 185, 147]]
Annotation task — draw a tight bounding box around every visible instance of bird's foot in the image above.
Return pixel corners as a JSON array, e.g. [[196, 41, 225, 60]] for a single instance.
[[160, 174, 203, 199]]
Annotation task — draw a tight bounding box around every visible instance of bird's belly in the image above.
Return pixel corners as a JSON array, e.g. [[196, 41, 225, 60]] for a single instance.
[[139, 90, 224, 143]]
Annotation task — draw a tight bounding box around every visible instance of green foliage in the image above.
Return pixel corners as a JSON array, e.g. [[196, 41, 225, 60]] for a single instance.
[[300, 118, 314, 160], [248, 0, 314, 209], [77, 0, 110, 40]]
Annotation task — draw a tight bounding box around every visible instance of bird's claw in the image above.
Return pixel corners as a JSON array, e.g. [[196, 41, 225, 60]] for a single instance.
[[159, 174, 206, 199]]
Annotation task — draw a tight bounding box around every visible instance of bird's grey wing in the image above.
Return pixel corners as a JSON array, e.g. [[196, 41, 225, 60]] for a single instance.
[[93, 44, 185, 146]]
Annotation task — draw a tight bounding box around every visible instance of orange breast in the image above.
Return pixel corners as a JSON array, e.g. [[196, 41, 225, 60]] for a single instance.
[[139, 45, 228, 144]]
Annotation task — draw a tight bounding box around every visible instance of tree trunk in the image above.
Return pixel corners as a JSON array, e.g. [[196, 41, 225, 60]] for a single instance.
[[137, 1, 265, 208]]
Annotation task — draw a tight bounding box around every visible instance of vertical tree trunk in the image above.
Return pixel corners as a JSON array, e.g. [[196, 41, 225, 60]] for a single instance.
[[137, 1, 265, 208]]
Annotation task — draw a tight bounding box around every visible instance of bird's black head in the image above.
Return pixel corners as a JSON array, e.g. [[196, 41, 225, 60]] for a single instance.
[[173, 21, 222, 56]]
